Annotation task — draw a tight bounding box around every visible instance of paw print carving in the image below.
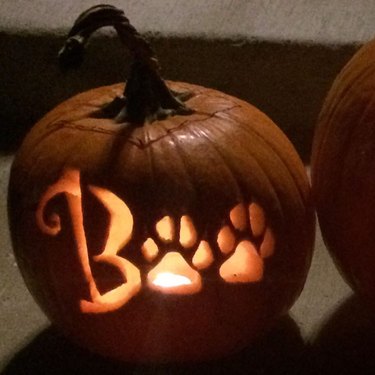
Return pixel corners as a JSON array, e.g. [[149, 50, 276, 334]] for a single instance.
[[217, 202, 275, 283], [141, 215, 214, 295], [141, 201, 275, 295]]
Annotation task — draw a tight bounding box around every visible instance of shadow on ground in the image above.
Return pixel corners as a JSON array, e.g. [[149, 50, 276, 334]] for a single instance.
[[2, 314, 307, 375], [309, 295, 375, 375]]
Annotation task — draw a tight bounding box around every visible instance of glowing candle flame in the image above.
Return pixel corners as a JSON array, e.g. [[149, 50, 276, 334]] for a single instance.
[[152, 272, 192, 288], [147, 252, 201, 294]]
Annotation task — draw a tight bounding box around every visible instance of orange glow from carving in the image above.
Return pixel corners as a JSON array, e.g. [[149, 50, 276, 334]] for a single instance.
[[147, 252, 202, 294], [179, 215, 197, 248], [219, 241, 263, 283], [156, 216, 174, 243], [81, 185, 140, 313], [217, 226, 236, 254], [88, 185, 133, 255], [36, 169, 81, 235], [81, 258, 140, 313], [142, 238, 159, 262], [230, 203, 247, 231], [36, 168, 141, 314], [215, 201, 275, 283], [153, 272, 192, 288], [192, 240, 214, 270]]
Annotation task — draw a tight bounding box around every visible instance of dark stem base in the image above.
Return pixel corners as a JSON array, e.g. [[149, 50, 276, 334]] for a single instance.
[[59, 5, 195, 125], [97, 62, 194, 124]]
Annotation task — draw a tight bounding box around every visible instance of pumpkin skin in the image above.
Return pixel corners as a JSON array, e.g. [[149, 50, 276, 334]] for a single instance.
[[8, 80, 314, 363], [311, 39, 375, 307]]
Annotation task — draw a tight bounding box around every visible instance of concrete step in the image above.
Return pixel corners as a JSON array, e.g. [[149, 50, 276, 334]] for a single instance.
[[1, 1, 374, 159]]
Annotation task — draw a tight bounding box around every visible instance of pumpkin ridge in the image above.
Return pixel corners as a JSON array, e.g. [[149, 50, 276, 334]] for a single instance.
[[165, 131, 202, 215], [215, 111, 307, 215], [250, 123, 307, 210], [323, 88, 375, 232], [52, 121, 128, 136], [133, 118, 196, 149], [312, 57, 375, 188], [192, 105, 242, 119], [311, 37, 375, 311], [188, 118, 265, 211], [203, 120, 285, 224], [13, 126, 71, 193], [37, 122, 69, 150], [142, 132, 156, 205], [41, 102, 104, 133], [332, 89, 375, 197], [312, 61, 375, 213]]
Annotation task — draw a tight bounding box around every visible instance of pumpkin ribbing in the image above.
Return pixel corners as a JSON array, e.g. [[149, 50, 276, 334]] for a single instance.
[[312, 38, 375, 302]]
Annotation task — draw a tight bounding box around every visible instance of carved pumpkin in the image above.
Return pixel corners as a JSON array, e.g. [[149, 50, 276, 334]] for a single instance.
[[312, 39, 375, 308], [8, 5, 314, 363]]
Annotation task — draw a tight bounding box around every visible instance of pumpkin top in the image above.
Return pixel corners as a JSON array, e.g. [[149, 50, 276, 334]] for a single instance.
[[58, 4, 193, 124]]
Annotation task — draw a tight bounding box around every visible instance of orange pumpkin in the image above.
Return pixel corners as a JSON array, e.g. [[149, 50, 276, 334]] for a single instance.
[[8, 5, 314, 363], [312, 39, 375, 308]]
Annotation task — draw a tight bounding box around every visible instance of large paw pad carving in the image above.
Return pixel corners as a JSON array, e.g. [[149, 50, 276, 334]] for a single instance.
[[218, 202, 275, 283]]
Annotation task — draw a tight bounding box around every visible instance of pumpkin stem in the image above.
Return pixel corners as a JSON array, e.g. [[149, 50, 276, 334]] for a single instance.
[[58, 4, 193, 123]]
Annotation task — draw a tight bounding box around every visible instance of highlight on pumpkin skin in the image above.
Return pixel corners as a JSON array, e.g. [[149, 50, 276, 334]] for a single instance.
[[217, 202, 275, 283]]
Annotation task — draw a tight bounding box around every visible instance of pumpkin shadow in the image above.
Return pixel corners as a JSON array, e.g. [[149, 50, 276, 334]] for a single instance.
[[309, 294, 375, 375], [2, 314, 307, 375]]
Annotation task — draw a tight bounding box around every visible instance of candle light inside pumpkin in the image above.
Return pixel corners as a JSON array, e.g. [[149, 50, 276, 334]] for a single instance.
[[147, 252, 202, 294], [152, 272, 192, 288]]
